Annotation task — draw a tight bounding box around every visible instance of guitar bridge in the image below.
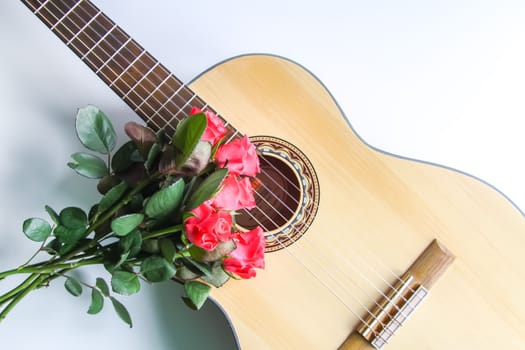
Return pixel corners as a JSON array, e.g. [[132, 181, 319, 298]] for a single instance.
[[338, 239, 454, 349], [357, 276, 429, 349]]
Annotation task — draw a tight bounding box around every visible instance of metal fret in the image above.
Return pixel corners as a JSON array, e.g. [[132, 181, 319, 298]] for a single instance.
[[134, 77, 185, 112], [34, 0, 52, 13], [24, 0, 242, 136], [66, 10, 100, 46], [81, 23, 117, 60], [95, 37, 131, 74], [123, 62, 164, 99], [50, 0, 82, 30], [109, 49, 147, 87]]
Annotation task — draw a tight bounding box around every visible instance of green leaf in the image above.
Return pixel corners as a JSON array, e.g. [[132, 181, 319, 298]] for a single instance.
[[183, 257, 213, 279], [144, 179, 184, 219], [75, 105, 116, 154], [43, 238, 61, 255], [22, 218, 52, 242], [96, 277, 110, 297], [190, 240, 236, 263], [186, 168, 228, 210], [202, 262, 230, 288], [98, 181, 128, 214], [68, 152, 108, 179], [173, 113, 207, 167], [111, 213, 144, 236], [110, 297, 133, 327], [144, 142, 161, 172], [111, 271, 140, 296], [44, 205, 61, 226], [64, 277, 83, 297], [176, 265, 200, 281], [119, 229, 143, 258], [112, 141, 137, 173], [124, 122, 157, 159], [54, 225, 86, 245], [184, 281, 211, 310], [59, 207, 87, 229], [97, 175, 120, 195], [140, 255, 176, 283], [87, 288, 104, 315], [159, 238, 176, 262]]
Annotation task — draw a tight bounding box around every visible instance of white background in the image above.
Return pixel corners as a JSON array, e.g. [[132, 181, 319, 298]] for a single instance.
[[0, 1, 524, 349]]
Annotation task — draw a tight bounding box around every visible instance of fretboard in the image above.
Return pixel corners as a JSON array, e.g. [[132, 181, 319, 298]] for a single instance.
[[21, 0, 238, 139]]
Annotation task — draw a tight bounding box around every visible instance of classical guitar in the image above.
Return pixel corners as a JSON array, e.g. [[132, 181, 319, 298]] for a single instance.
[[21, 0, 525, 349]]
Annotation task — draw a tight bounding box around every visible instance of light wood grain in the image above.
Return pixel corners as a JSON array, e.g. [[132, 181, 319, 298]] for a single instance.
[[190, 55, 525, 349]]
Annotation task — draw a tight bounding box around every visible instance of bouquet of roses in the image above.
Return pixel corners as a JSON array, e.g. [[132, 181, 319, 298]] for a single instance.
[[0, 105, 265, 326]]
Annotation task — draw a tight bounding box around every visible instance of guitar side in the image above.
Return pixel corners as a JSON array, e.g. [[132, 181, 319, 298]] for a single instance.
[[190, 54, 525, 349]]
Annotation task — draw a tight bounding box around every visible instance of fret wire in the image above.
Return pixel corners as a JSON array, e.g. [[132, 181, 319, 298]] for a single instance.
[[71, 4, 190, 119], [80, 23, 116, 59], [39, 1, 129, 98], [126, 69, 170, 100], [66, 10, 100, 45], [136, 79, 186, 114], [225, 130, 240, 143], [50, 0, 82, 30], [23, 1, 38, 11], [65, 0, 204, 124], [42, 0, 241, 137], [95, 36, 132, 74], [34, 0, 52, 13], [160, 92, 196, 126], [108, 49, 147, 87], [24, 1, 407, 327]]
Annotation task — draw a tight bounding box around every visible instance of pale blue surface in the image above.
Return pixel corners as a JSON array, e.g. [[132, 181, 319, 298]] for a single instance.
[[1, 1, 524, 349]]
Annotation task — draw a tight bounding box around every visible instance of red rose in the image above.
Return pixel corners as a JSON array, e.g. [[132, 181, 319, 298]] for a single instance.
[[223, 227, 265, 279], [210, 174, 256, 211], [215, 135, 260, 177], [190, 107, 227, 145], [184, 203, 233, 251]]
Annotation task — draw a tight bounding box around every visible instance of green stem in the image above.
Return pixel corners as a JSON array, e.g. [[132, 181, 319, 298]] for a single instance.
[[0, 274, 39, 306], [0, 274, 47, 322], [52, 171, 161, 265], [0, 257, 102, 279], [142, 224, 183, 240]]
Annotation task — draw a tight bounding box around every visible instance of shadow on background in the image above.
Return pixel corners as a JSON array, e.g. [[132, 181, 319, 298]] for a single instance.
[[152, 281, 240, 350]]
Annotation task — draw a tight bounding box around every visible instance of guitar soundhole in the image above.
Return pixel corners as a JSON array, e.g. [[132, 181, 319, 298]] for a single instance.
[[236, 136, 320, 252]]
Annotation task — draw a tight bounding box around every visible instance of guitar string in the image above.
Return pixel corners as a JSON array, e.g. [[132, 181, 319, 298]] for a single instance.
[[50, 0, 237, 155], [238, 202, 393, 343], [251, 155, 415, 300], [34, 0, 403, 340], [35, 0, 409, 334], [249, 178, 409, 311], [48, 1, 398, 326], [247, 189, 406, 331], [46, 0, 411, 319], [36, 2, 392, 326], [50, 0, 200, 128], [32, 0, 167, 123]]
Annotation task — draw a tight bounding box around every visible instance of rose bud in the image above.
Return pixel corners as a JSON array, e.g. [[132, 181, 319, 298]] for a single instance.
[[179, 141, 211, 176]]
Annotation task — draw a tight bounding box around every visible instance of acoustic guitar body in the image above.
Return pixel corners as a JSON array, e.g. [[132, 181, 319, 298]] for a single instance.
[[188, 54, 525, 349]]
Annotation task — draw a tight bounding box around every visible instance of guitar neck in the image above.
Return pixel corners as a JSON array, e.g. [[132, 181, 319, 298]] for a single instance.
[[21, 0, 237, 138]]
